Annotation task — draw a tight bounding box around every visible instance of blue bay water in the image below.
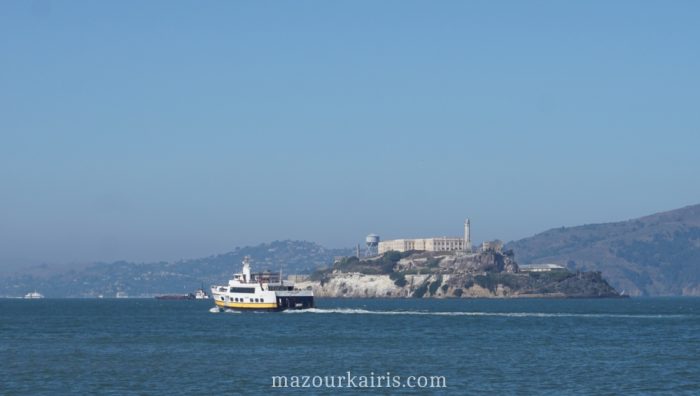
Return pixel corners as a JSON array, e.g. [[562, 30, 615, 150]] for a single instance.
[[1, 298, 699, 395]]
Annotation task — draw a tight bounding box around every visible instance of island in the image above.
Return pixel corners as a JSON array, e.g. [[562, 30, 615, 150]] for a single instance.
[[297, 248, 623, 298]]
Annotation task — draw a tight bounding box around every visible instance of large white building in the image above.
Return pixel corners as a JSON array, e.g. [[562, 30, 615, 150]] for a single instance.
[[378, 219, 472, 254]]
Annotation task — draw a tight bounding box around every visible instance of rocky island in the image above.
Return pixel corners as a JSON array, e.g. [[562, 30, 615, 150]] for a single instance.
[[298, 248, 623, 298]]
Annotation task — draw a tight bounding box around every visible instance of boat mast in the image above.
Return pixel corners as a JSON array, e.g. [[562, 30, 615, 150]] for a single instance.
[[242, 256, 251, 283]]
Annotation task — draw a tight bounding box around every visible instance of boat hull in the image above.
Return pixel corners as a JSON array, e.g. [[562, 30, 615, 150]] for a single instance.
[[213, 295, 314, 312], [155, 294, 195, 300]]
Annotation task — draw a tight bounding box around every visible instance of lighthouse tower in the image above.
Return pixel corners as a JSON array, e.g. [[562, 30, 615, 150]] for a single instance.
[[464, 218, 472, 252]]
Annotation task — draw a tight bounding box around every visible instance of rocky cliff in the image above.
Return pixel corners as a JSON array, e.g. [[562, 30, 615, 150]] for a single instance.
[[298, 250, 622, 298]]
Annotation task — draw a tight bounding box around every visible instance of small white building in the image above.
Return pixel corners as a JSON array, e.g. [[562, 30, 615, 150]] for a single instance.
[[481, 240, 504, 252], [519, 263, 566, 272]]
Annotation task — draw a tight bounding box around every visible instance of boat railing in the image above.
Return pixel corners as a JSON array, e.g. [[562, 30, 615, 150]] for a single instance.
[[250, 272, 282, 284]]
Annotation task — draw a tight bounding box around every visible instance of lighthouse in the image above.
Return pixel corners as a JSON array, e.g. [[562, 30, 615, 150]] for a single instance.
[[464, 218, 472, 252]]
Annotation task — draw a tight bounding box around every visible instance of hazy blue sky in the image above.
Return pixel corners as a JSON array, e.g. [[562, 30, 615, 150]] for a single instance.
[[1, 1, 699, 265]]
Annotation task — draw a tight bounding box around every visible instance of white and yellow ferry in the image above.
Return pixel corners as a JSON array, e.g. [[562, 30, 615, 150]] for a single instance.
[[211, 256, 314, 311]]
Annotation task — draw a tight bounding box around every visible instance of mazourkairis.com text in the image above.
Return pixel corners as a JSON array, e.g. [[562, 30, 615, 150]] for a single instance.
[[271, 372, 447, 389]]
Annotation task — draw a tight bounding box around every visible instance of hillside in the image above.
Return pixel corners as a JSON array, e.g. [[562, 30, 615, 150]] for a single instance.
[[299, 250, 621, 298], [507, 204, 700, 296], [0, 241, 352, 298]]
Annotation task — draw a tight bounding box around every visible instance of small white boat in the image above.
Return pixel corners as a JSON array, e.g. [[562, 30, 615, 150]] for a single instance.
[[24, 291, 44, 299], [194, 288, 209, 299]]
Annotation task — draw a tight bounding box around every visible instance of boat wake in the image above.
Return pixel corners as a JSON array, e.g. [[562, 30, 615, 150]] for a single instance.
[[209, 307, 241, 314], [283, 308, 688, 319]]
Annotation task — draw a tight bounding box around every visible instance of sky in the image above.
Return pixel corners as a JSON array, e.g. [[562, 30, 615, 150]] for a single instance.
[[1, 1, 699, 266]]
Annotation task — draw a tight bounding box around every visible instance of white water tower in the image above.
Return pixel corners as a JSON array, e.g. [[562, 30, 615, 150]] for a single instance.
[[365, 234, 380, 257]]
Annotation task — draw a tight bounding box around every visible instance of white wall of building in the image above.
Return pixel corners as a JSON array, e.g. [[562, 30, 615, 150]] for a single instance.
[[378, 237, 468, 254], [377, 219, 473, 254]]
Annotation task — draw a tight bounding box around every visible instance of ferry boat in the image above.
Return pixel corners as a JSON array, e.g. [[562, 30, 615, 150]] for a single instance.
[[211, 256, 313, 311], [24, 291, 44, 299], [155, 287, 209, 300], [155, 293, 195, 300]]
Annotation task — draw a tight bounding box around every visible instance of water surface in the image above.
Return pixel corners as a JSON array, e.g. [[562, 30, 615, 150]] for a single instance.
[[1, 298, 699, 394]]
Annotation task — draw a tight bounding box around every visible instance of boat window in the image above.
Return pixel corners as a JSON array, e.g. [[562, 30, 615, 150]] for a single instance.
[[230, 287, 255, 293]]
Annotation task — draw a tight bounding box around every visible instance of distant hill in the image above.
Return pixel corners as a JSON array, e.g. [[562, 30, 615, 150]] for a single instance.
[[7, 204, 700, 297], [0, 240, 352, 298], [506, 204, 700, 296]]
